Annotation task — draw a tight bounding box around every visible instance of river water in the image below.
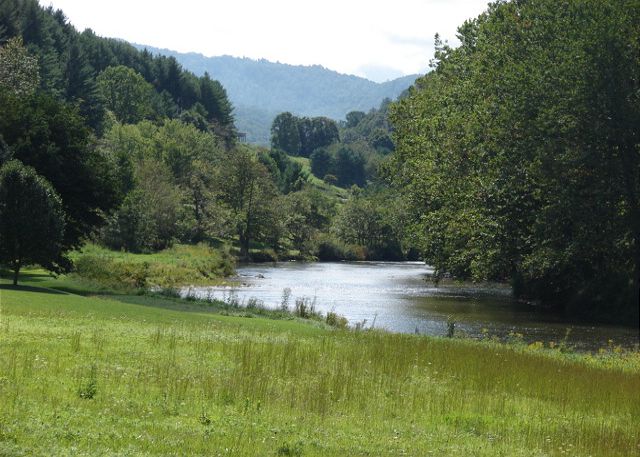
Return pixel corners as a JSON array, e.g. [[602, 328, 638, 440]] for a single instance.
[[184, 261, 638, 350]]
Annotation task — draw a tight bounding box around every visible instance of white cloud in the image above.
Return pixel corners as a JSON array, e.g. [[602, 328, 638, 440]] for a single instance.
[[41, 0, 489, 80]]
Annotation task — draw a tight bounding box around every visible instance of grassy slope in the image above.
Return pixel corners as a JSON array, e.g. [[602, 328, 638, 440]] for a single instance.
[[0, 275, 639, 456], [291, 156, 349, 201]]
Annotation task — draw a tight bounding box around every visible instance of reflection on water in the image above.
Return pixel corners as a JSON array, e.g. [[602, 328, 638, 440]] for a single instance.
[[184, 261, 638, 351]]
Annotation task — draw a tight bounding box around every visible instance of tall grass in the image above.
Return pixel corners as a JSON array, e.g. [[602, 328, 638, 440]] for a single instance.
[[71, 243, 235, 289], [0, 284, 638, 456]]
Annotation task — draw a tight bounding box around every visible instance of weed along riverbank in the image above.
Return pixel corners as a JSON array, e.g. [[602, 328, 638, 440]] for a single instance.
[[1, 270, 639, 456]]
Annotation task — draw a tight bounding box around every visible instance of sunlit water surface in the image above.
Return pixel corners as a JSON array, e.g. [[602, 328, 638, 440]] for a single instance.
[[183, 262, 638, 350]]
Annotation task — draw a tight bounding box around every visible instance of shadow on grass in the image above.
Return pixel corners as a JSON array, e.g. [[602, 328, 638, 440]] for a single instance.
[[0, 270, 52, 283], [0, 284, 68, 295], [104, 294, 224, 314]]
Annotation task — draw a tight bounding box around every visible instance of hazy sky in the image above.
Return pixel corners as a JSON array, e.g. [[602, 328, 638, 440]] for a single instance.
[[42, 0, 490, 82]]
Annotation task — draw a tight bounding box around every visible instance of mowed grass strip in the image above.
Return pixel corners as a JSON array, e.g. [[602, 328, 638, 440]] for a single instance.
[[0, 283, 638, 456]]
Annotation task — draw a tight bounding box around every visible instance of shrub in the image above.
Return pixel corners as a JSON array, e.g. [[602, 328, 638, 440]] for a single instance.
[[74, 255, 149, 290], [77, 364, 98, 399], [325, 311, 349, 329], [314, 235, 364, 261], [294, 297, 318, 319]]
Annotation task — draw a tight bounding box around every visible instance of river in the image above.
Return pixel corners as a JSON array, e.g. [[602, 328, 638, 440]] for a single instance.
[[183, 261, 638, 351]]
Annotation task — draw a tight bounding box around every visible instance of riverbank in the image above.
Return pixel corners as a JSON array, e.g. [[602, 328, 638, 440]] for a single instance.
[[186, 261, 639, 351], [0, 272, 638, 455]]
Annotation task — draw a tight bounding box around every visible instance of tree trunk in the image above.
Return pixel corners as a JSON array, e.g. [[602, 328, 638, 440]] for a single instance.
[[242, 181, 255, 261], [634, 249, 640, 344], [12, 261, 20, 286], [239, 233, 249, 260]]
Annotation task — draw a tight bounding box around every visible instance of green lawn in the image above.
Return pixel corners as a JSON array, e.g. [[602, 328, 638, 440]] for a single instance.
[[0, 274, 638, 456]]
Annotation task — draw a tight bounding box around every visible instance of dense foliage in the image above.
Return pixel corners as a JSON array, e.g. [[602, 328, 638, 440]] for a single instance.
[[390, 0, 640, 323], [0, 89, 118, 250], [305, 100, 396, 188], [0, 0, 418, 277], [0, 0, 234, 135], [0, 1, 234, 280], [0, 160, 65, 284], [271, 112, 339, 157]]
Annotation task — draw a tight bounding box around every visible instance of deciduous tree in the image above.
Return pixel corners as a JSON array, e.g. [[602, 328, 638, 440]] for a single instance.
[[0, 160, 65, 285]]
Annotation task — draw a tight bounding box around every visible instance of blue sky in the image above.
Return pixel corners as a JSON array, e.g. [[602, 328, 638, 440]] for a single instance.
[[42, 0, 490, 82]]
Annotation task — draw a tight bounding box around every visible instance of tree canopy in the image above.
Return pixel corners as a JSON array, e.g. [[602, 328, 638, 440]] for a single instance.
[[389, 0, 640, 323], [0, 0, 235, 133], [0, 90, 119, 250], [0, 160, 65, 284], [97, 65, 154, 124]]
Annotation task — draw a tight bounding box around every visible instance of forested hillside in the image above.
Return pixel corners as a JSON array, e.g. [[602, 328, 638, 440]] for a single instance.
[[0, 1, 234, 138], [134, 45, 418, 144], [0, 0, 416, 287]]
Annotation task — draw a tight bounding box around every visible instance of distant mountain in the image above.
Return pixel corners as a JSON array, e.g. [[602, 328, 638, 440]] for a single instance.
[[133, 44, 419, 144]]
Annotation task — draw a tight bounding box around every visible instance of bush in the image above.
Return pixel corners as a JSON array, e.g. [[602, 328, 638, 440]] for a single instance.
[[314, 235, 364, 261], [74, 255, 149, 290], [325, 311, 349, 329]]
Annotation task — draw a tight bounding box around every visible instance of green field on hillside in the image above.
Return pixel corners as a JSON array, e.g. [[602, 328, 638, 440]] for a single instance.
[[0, 274, 638, 456], [290, 156, 349, 201]]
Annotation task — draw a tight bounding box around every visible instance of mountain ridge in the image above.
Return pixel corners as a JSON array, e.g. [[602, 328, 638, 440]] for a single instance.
[[132, 44, 419, 144]]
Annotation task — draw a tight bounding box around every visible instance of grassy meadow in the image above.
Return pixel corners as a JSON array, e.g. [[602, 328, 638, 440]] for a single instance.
[[0, 271, 639, 456]]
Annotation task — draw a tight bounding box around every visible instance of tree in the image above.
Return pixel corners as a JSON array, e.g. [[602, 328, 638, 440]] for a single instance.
[[389, 0, 640, 322], [199, 72, 234, 126], [0, 0, 236, 131], [102, 159, 185, 252], [96, 65, 154, 124], [64, 39, 104, 130], [98, 119, 224, 243], [0, 160, 65, 285], [179, 102, 209, 132], [310, 147, 332, 180], [216, 148, 277, 258], [346, 111, 366, 129], [334, 146, 365, 187], [0, 90, 120, 251], [370, 128, 394, 153], [0, 36, 40, 95], [258, 148, 308, 194], [333, 190, 405, 260], [298, 116, 339, 157], [271, 112, 301, 155], [282, 187, 335, 255]]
